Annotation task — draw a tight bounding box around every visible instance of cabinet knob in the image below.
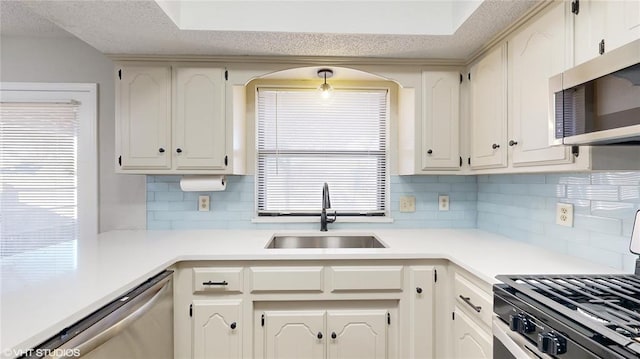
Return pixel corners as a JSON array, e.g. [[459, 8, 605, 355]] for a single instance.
[[317, 332, 323, 339], [427, 149, 433, 155], [509, 140, 518, 146], [176, 148, 182, 154], [331, 332, 337, 339], [416, 287, 423, 294], [492, 143, 500, 150], [230, 322, 237, 330], [158, 148, 165, 153]]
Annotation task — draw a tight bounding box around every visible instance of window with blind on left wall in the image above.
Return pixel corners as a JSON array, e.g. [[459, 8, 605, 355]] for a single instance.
[[0, 83, 97, 261]]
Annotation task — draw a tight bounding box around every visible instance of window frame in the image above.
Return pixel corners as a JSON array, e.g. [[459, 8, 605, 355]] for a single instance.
[[253, 84, 392, 223], [0, 82, 98, 238]]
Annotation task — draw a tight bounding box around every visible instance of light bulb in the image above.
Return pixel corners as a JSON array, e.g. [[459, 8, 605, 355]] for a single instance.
[[319, 82, 333, 99]]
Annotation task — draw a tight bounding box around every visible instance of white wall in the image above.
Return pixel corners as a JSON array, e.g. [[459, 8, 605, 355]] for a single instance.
[[0, 35, 146, 232]]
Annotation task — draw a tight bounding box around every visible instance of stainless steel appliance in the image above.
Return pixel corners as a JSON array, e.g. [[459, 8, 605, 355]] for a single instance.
[[549, 39, 640, 146], [493, 211, 640, 358], [21, 270, 173, 359]]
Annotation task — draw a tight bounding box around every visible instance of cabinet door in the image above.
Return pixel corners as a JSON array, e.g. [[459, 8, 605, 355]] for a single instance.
[[422, 71, 460, 170], [327, 310, 387, 359], [572, 0, 640, 66], [263, 310, 325, 359], [452, 307, 491, 359], [509, 3, 572, 167], [117, 66, 171, 170], [408, 266, 435, 359], [174, 67, 226, 170], [192, 299, 242, 359], [469, 44, 507, 169]]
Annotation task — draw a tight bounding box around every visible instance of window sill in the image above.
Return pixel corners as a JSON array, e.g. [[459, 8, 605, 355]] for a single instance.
[[251, 216, 394, 224]]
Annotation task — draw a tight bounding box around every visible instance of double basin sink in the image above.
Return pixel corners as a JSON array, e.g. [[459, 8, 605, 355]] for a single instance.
[[265, 234, 386, 249]]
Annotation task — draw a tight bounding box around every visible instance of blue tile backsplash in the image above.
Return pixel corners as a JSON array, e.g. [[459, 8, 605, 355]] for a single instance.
[[476, 172, 640, 272], [147, 175, 477, 231], [147, 172, 640, 271]]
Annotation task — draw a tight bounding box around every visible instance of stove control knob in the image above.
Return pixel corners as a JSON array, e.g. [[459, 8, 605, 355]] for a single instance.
[[509, 313, 535, 334], [537, 332, 567, 355]]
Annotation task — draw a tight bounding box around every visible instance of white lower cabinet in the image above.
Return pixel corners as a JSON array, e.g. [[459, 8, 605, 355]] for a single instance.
[[452, 307, 492, 359], [261, 309, 388, 359], [327, 310, 388, 359], [174, 261, 439, 359], [263, 310, 325, 359], [192, 299, 243, 359]]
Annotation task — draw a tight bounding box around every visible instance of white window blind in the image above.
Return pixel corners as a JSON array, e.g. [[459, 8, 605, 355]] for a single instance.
[[0, 102, 79, 256], [257, 88, 388, 216]]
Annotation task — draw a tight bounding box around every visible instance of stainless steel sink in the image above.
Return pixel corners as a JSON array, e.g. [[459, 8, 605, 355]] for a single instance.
[[265, 234, 386, 249]]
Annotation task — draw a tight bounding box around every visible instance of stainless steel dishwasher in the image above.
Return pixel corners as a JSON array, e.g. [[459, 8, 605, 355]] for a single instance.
[[21, 270, 173, 359]]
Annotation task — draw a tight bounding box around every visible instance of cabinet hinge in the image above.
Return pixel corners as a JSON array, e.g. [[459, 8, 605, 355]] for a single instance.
[[468, 73, 471, 81], [599, 39, 605, 55], [459, 156, 462, 167], [224, 155, 228, 166], [434, 269, 438, 283], [572, 145, 580, 158], [118, 69, 122, 80], [452, 312, 455, 320], [387, 312, 391, 325], [189, 304, 193, 317], [571, 0, 579, 15], [118, 156, 121, 167], [467, 157, 471, 166], [261, 313, 265, 327], [225, 70, 228, 81], [459, 73, 463, 84]]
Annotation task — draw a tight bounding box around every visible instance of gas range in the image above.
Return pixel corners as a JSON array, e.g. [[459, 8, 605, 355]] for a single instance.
[[493, 210, 640, 358], [494, 274, 640, 358]]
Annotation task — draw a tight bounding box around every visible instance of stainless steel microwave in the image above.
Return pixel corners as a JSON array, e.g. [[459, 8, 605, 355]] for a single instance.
[[549, 39, 640, 146]]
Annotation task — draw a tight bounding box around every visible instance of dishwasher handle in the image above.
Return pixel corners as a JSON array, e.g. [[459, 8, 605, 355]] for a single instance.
[[47, 274, 172, 359]]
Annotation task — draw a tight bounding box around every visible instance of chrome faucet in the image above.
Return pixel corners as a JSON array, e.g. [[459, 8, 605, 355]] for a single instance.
[[320, 182, 336, 231]]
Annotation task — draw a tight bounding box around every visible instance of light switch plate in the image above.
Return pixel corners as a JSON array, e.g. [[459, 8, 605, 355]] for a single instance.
[[438, 195, 449, 211], [399, 196, 416, 213], [198, 195, 210, 212]]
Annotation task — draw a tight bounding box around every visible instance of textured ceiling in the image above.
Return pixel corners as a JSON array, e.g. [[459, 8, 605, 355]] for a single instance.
[[0, 1, 73, 38], [1, 0, 540, 60]]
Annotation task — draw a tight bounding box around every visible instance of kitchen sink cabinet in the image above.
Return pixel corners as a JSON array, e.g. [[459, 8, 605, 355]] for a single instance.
[[116, 63, 233, 174], [260, 309, 389, 359], [570, 0, 640, 66], [192, 299, 243, 359], [469, 43, 508, 170], [174, 260, 441, 359], [398, 71, 461, 174]]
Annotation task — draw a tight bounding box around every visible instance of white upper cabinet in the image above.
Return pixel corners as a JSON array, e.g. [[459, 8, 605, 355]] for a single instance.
[[398, 72, 461, 175], [116, 65, 172, 170], [571, 0, 640, 66], [421, 71, 461, 170], [116, 63, 233, 174], [469, 43, 508, 170], [508, 3, 573, 167], [173, 67, 226, 170]]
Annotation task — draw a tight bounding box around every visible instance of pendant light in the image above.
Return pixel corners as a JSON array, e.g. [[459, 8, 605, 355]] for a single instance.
[[317, 69, 334, 99]]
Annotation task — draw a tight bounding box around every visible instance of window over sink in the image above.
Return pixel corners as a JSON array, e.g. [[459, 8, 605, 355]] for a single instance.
[[256, 87, 389, 218]]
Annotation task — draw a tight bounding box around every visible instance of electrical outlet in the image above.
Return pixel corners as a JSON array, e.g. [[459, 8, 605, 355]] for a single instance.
[[399, 196, 416, 213], [198, 195, 210, 212], [438, 195, 449, 211], [556, 203, 573, 227]]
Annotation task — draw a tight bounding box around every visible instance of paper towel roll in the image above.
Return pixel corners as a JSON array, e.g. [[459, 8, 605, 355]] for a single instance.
[[179, 175, 226, 192]]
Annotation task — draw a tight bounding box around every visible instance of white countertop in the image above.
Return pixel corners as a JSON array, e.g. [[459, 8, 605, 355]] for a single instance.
[[0, 228, 628, 357]]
